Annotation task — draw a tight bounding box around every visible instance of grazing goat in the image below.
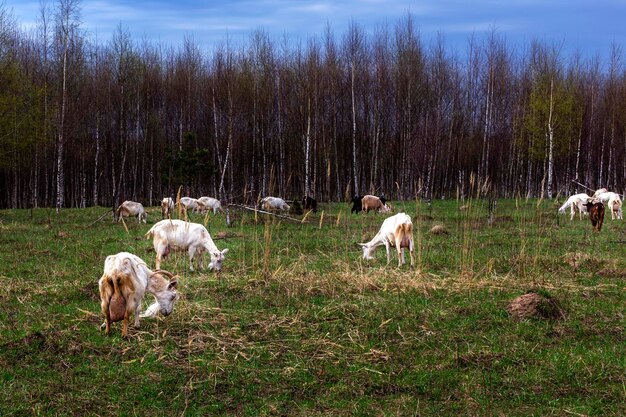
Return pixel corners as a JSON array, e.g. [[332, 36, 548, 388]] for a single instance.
[[593, 191, 623, 220], [197, 196, 224, 214], [116, 201, 147, 223], [161, 197, 174, 219], [584, 200, 605, 232], [146, 219, 229, 272], [361, 195, 391, 214], [99, 252, 178, 337], [359, 212, 415, 267], [303, 195, 317, 213], [260, 196, 290, 212], [351, 195, 363, 214], [592, 188, 608, 198], [178, 197, 203, 214], [558, 193, 590, 221]]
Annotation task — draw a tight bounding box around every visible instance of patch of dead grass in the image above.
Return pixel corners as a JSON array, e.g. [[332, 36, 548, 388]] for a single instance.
[[429, 224, 448, 235]]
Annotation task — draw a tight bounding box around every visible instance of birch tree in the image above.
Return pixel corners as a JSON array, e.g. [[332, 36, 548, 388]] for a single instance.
[[54, 0, 80, 212]]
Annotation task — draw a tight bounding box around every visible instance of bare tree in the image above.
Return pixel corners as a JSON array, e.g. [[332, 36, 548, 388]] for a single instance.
[[54, 0, 81, 213]]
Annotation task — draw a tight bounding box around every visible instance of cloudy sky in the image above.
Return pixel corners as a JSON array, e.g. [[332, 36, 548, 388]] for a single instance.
[[5, 0, 626, 58]]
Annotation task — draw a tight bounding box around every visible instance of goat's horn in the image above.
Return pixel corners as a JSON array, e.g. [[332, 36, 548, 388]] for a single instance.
[[152, 269, 175, 279]]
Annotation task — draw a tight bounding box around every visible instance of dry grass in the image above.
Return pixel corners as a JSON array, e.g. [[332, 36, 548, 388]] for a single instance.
[[429, 224, 449, 235]]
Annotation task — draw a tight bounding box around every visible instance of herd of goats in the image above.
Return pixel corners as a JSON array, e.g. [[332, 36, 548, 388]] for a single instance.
[[100, 189, 622, 337], [558, 188, 623, 231]]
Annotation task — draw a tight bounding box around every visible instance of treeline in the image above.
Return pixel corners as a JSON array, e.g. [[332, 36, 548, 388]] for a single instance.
[[1, 0, 625, 210]]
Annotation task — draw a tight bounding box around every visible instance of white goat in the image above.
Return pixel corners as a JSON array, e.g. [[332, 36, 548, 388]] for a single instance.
[[116, 201, 147, 223], [98, 252, 178, 337], [161, 197, 174, 219], [260, 196, 290, 212], [558, 193, 590, 221], [197, 196, 224, 214], [592, 188, 608, 198], [593, 191, 623, 220], [359, 212, 415, 267], [146, 219, 229, 271], [178, 197, 203, 214]]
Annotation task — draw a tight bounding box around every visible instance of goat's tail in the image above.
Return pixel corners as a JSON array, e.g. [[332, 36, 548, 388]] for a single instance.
[[111, 273, 123, 300], [145, 224, 158, 239]]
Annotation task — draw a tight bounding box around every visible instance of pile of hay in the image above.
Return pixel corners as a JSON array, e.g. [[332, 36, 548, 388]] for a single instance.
[[429, 224, 448, 235], [507, 291, 566, 320]]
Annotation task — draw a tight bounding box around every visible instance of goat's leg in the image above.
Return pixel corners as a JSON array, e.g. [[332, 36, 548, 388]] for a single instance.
[[154, 242, 169, 270], [133, 301, 141, 328], [409, 239, 415, 269], [122, 310, 130, 338], [384, 242, 391, 264], [188, 246, 196, 271], [395, 237, 403, 267], [101, 300, 111, 334]]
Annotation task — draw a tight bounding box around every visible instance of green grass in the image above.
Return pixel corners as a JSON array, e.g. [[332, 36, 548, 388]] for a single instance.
[[1, 199, 625, 416]]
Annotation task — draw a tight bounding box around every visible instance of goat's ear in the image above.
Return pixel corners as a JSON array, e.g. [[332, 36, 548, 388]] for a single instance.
[[168, 280, 178, 290], [221, 248, 229, 255]]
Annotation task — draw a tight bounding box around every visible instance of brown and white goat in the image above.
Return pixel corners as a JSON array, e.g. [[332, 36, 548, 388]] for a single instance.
[[260, 196, 290, 212], [178, 197, 204, 214], [584, 200, 605, 232], [593, 191, 623, 220], [592, 188, 608, 198], [99, 252, 178, 337], [359, 212, 415, 267], [197, 196, 224, 214], [161, 197, 174, 219], [361, 195, 391, 214], [116, 201, 147, 223], [146, 219, 229, 271]]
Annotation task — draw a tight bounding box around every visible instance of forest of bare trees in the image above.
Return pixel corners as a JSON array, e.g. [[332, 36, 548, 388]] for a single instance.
[[1, 1, 625, 210]]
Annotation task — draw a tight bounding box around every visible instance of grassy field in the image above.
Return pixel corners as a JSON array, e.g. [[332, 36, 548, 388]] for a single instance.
[[0, 198, 624, 416]]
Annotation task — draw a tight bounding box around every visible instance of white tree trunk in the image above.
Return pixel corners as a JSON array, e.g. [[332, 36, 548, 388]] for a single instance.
[[93, 116, 100, 205], [56, 40, 67, 213], [546, 78, 555, 199], [218, 91, 233, 200], [304, 97, 311, 198], [351, 62, 358, 196]]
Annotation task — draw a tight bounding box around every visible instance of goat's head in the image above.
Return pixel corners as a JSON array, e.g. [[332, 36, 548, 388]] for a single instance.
[[358, 243, 375, 260], [585, 198, 601, 210], [144, 271, 179, 317], [208, 248, 229, 271]]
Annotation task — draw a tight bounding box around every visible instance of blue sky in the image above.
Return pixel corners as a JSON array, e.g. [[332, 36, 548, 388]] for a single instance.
[[5, 0, 626, 59]]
